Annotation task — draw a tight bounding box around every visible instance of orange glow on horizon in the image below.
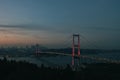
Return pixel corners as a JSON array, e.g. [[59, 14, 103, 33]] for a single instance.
[[0, 27, 43, 45], [0, 27, 67, 47], [0, 33, 41, 45]]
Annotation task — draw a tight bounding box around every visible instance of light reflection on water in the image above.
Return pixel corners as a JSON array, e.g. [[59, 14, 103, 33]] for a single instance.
[[4, 56, 72, 67], [1, 52, 120, 67]]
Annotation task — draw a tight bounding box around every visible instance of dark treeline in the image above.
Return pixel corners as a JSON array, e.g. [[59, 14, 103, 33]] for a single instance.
[[0, 57, 120, 80]]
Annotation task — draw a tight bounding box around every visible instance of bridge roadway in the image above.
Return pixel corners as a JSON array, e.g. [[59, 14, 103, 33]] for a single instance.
[[39, 52, 120, 64]]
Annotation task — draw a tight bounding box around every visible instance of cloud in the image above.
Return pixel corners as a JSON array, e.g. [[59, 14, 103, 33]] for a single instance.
[[0, 24, 62, 33]]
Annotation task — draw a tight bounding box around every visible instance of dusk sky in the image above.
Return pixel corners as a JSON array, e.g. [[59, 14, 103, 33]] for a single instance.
[[0, 0, 120, 49]]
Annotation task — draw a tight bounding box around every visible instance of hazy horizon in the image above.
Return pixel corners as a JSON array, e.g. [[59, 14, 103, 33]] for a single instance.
[[0, 0, 120, 49]]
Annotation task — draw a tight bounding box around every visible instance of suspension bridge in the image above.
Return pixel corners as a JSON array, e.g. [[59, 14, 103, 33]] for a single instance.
[[1, 32, 120, 68], [34, 34, 120, 68]]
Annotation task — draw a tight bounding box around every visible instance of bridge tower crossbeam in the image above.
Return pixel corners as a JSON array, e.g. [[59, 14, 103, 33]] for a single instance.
[[72, 34, 80, 66]]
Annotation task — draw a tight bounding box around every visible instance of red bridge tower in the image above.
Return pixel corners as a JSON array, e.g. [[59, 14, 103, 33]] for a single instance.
[[72, 34, 80, 66]]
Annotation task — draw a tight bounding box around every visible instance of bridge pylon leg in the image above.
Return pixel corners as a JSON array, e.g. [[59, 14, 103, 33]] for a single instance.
[[35, 44, 41, 56], [72, 34, 80, 69]]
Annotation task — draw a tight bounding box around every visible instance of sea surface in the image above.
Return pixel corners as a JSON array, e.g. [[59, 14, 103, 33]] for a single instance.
[[1, 52, 120, 67]]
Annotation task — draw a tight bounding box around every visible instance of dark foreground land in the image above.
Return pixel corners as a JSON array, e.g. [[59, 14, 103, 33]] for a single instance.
[[0, 58, 120, 80]]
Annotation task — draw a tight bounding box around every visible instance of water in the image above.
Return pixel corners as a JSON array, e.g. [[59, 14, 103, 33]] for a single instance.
[[3, 52, 120, 67], [4, 55, 72, 67]]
